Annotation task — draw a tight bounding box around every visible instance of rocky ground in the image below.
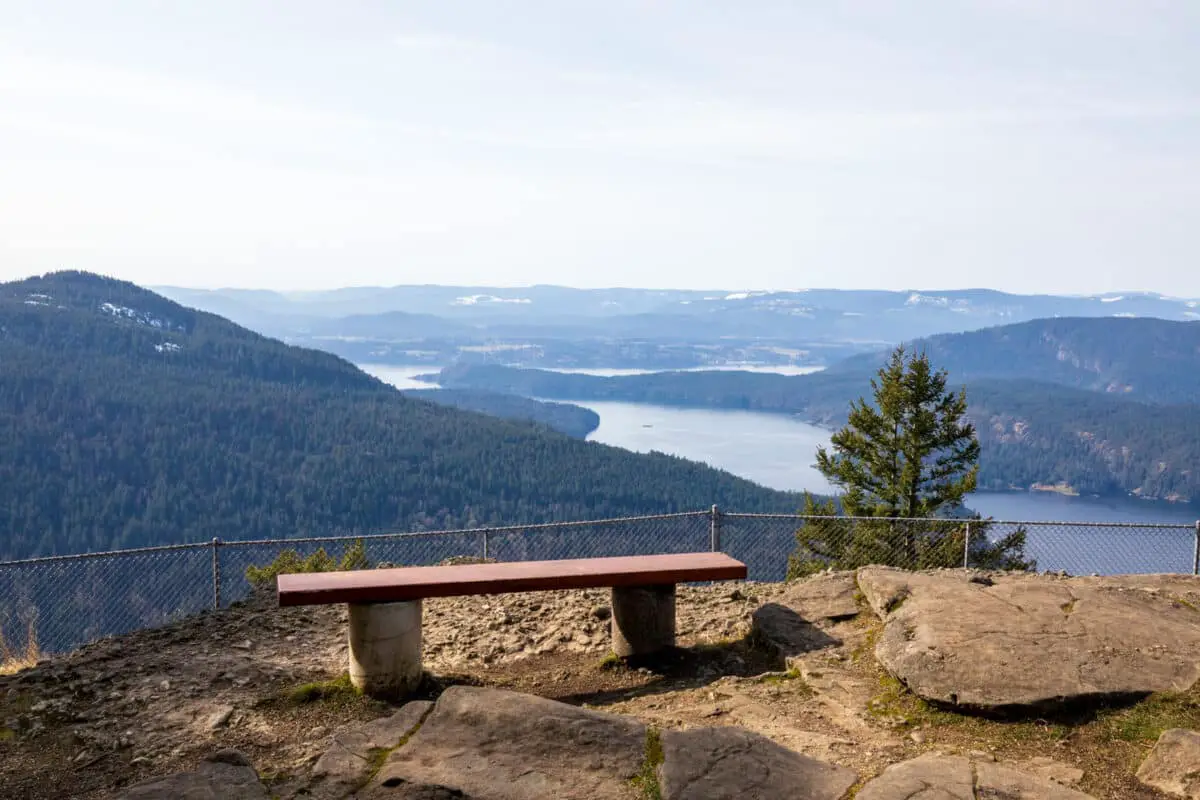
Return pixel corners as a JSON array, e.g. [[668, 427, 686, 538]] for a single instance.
[[0, 570, 1198, 799]]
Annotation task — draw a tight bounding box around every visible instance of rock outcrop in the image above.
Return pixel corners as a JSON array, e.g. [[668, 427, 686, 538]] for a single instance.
[[857, 567, 1200, 710], [115, 749, 268, 799], [657, 725, 857, 800], [1136, 728, 1200, 798], [751, 572, 856, 663], [769, 571, 861, 624], [359, 687, 859, 800], [855, 753, 1096, 800]]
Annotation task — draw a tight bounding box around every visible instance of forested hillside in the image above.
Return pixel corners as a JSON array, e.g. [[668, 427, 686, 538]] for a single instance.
[[827, 316, 1200, 404], [968, 381, 1200, 500], [0, 272, 804, 561], [402, 388, 600, 439], [428, 364, 873, 425]]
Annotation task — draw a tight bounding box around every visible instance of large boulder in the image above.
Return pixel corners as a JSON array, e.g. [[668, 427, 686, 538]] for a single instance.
[[115, 749, 268, 799], [751, 572, 857, 663], [1136, 728, 1200, 798], [855, 754, 1096, 799], [857, 568, 1200, 710], [657, 725, 857, 800], [370, 686, 646, 799], [772, 572, 862, 624]]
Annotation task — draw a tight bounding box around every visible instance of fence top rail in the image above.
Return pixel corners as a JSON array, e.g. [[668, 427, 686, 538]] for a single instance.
[[0, 539, 213, 568], [4, 509, 1197, 568], [0, 510, 713, 566], [721, 512, 1198, 530], [217, 510, 710, 549]]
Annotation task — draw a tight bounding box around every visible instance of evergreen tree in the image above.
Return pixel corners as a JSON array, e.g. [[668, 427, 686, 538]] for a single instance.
[[816, 346, 979, 519], [792, 346, 1033, 575]]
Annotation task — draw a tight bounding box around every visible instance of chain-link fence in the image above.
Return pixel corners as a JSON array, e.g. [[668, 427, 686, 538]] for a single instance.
[[719, 514, 1200, 582], [2, 509, 1198, 664]]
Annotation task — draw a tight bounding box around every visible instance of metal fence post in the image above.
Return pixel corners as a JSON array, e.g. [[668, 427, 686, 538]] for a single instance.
[[963, 521, 971, 569], [482, 530, 490, 561], [710, 505, 722, 552], [1193, 521, 1199, 576], [211, 538, 222, 610]]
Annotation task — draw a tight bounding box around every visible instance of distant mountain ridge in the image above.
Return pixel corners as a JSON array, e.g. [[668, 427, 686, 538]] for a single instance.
[[0, 271, 805, 560], [159, 284, 1200, 324], [156, 284, 1200, 369]]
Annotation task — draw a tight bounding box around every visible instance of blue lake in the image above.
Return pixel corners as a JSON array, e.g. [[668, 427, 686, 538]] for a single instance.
[[364, 363, 1200, 575]]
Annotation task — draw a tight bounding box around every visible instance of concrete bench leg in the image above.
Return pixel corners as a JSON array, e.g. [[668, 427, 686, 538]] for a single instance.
[[347, 600, 423, 699], [611, 584, 676, 657]]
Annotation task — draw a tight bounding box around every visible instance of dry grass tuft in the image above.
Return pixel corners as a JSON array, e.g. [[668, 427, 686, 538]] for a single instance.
[[0, 621, 41, 677]]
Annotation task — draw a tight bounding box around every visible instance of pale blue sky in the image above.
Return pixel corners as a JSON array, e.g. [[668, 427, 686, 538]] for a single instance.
[[2, 1, 1198, 294]]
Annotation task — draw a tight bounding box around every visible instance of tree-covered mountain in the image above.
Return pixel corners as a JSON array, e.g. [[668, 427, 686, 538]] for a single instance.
[[966, 380, 1200, 501], [0, 272, 806, 561], [427, 316, 1200, 503], [425, 363, 863, 424], [402, 389, 600, 439], [826, 317, 1200, 405]]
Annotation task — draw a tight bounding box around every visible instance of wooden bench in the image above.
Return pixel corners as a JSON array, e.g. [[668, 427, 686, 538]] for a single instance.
[[277, 552, 747, 698]]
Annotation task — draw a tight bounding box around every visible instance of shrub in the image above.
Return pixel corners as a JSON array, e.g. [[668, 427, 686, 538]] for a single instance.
[[245, 539, 371, 588]]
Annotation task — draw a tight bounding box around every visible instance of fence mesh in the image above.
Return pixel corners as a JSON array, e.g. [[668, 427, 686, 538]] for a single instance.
[[0, 544, 213, 660], [718, 514, 1199, 582], [1, 510, 1196, 663]]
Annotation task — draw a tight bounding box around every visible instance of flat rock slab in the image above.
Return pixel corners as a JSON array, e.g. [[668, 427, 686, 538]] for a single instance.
[[855, 754, 1096, 800], [775, 572, 862, 623], [857, 568, 1200, 710], [1137, 728, 1200, 798], [658, 725, 857, 800], [372, 686, 646, 800], [307, 700, 433, 799], [750, 573, 857, 661], [116, 749, 269, 800]]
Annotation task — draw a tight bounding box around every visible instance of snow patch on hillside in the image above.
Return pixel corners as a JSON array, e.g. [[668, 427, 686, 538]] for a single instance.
[[722, 291, 776, 301], [904, 293, 951, 307], [452, 295, 532, 306], [100, 302, 170, 328]]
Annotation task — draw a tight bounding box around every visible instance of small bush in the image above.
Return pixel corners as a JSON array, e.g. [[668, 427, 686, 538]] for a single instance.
[[246, 539, 371, 588], [599, 652, 624, 671]]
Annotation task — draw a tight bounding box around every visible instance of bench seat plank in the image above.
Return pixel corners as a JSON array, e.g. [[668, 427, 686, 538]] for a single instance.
[[277, 552, 746, 606]]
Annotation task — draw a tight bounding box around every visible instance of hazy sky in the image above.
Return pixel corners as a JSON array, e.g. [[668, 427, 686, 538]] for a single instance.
[[2, 2, 1199, 294]]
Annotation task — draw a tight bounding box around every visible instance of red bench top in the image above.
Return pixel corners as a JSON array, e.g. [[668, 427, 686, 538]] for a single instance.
[[277, 552, 747, 606]]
